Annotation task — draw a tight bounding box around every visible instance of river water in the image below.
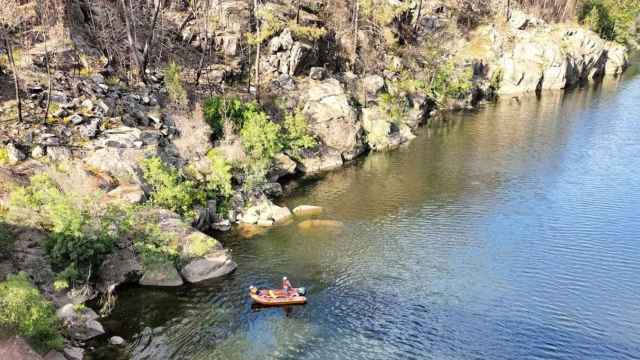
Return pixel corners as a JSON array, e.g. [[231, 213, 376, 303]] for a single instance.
[[93, 66, 640, 360]]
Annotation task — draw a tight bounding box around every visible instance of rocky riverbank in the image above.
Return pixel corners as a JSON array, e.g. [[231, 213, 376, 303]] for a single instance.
[[0, 1, 634, 358]]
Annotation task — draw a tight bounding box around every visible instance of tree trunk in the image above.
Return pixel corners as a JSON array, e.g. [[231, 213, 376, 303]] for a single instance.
[[414, 0, 423, 31], [142, 0, 162, 78], [43, 31, 52, 123], [296, 0, 301, 24], [4, 39, 23, 123], [120, 0, 142, 80], [254, 0, 261, 102], [353, 1, 359, 71]]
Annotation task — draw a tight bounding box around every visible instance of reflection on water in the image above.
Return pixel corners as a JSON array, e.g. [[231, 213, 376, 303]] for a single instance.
[[92, 70, 640, 360]]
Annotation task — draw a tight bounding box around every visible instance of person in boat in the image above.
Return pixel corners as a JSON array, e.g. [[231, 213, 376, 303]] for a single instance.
[[282, 276, 297, 296]]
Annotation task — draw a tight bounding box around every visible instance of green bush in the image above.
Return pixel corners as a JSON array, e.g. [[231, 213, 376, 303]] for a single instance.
[[8, 174, 116, 275], [0, 272, 64, 352], [282, 112, 317, 156], [240, 111, 282, 162], [132, 223, 179, 266], [430, 62, 474, 102], [141, 157, 205, 220], [204, 149, 234, 198], [202, 96, 259, 140], [288, 22, 327, 41], [0, 146, 8, 165], [165, 62, 188, 107]]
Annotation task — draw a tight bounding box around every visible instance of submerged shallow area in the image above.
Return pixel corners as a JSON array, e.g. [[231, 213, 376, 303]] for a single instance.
[[93, 66, 640, 360]]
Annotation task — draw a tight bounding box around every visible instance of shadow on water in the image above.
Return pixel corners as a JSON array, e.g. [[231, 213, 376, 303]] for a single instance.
[[91, 66, 640, 359]]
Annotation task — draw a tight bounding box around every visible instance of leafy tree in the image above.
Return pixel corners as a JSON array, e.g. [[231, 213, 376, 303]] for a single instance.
[[282, 112, 317, 156]]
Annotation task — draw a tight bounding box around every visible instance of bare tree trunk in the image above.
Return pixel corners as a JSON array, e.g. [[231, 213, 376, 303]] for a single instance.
[[507, 0, 511, 21], [296, 0, 301, 24], [120, 0, 142, 80], [353, 1, 359, 71], [4, 38, 23, 123], [142, 0, 162, 78], [414, 0, 423, 31], [43, 32, 52, 123], [254, 0, 261, 102], [195, 4, 210, 87]]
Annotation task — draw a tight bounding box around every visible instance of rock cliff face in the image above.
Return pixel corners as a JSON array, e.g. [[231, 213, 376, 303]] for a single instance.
[[460, 12, 629, 95]]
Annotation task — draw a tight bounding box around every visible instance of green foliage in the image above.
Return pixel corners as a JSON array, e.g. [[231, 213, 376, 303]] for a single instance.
[[490, 67, 503, 91], [238, 109, 283, 191], [247, 9, 285, 45], [288, 21, 327, 41], [578, 0, 640, 44], [202, 96, 259, 140], [431, 62, 474, 102], [52, 279, 69, 292], [359, 0, 411, 26], [240, 111, 282, 162], [0, 145, 8, 165], [0, 273, 64, 352], [165, 62, 188, 107], [8, 174, 117, 275], [282, 112, 317, 156], [0, 222, 12, 255], [379, 93, 409, 124], [579, 0, 615, 40], [132, 222, 179, 266], [204, 149, 234, 198], [141, 157, 205, 220]]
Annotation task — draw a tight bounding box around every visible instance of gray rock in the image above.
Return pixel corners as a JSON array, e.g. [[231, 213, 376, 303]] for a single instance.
[[302, 79, 366, 160], [79, 119, 100, 140], [309, 67, 325, 80], [96, 100, 111, 115], [180, 251, 237, 283], [43, 350, 67, 360], [91, 74, 105, 84], [274, 73, 296, 90], [362, 75, 386, 104], [81, 99, 94, 111], [31, 146, 45, 159], [268, 153, 297, 181], [0, 336, 43, 360], [6, 143, 26, 164], [69, 114, 84, 125], [47, 146, 72, 162], [56, 303, 105, 341], [52, 108, 68, 118], [295, 147, 344, 174], [139, 260, 184, 287], [97, 245, 142, 291], [99, 126, 143, 148], [105, 183, 145, 204], [109, 336, 125, 346], [63, 346, 84, 360]]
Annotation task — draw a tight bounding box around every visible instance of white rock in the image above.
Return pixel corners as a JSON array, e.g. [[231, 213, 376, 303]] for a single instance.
[[109, 336, 125, 346]]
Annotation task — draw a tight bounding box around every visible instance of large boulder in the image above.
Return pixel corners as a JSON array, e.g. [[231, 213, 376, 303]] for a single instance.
[[302, 79, 366, 160], [604, 42, 629, 75], [294, 147, 344, 174], [139, 261, 184, 287], [97, 245, 143, 291], [362, 107, 416, 151], [238, 196, 292, 226], [139, 209, 236, 283], [56, 303, 105, 341]]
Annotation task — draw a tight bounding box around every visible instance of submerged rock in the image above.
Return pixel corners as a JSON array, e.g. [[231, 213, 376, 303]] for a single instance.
[[298, 219, 344, 230], [181, 252, 237, 283], [292, 205, 324, 217], [238, 197, 292, 226]]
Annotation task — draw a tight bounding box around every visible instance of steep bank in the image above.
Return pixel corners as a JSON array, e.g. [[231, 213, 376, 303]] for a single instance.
[[0, 0, 636, 357]]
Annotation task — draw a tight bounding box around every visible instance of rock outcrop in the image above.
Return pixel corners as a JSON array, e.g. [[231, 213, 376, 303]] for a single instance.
[[463, 17, 629, 95], [302, 79, 366, 161], [56, 303, 105, 341]]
